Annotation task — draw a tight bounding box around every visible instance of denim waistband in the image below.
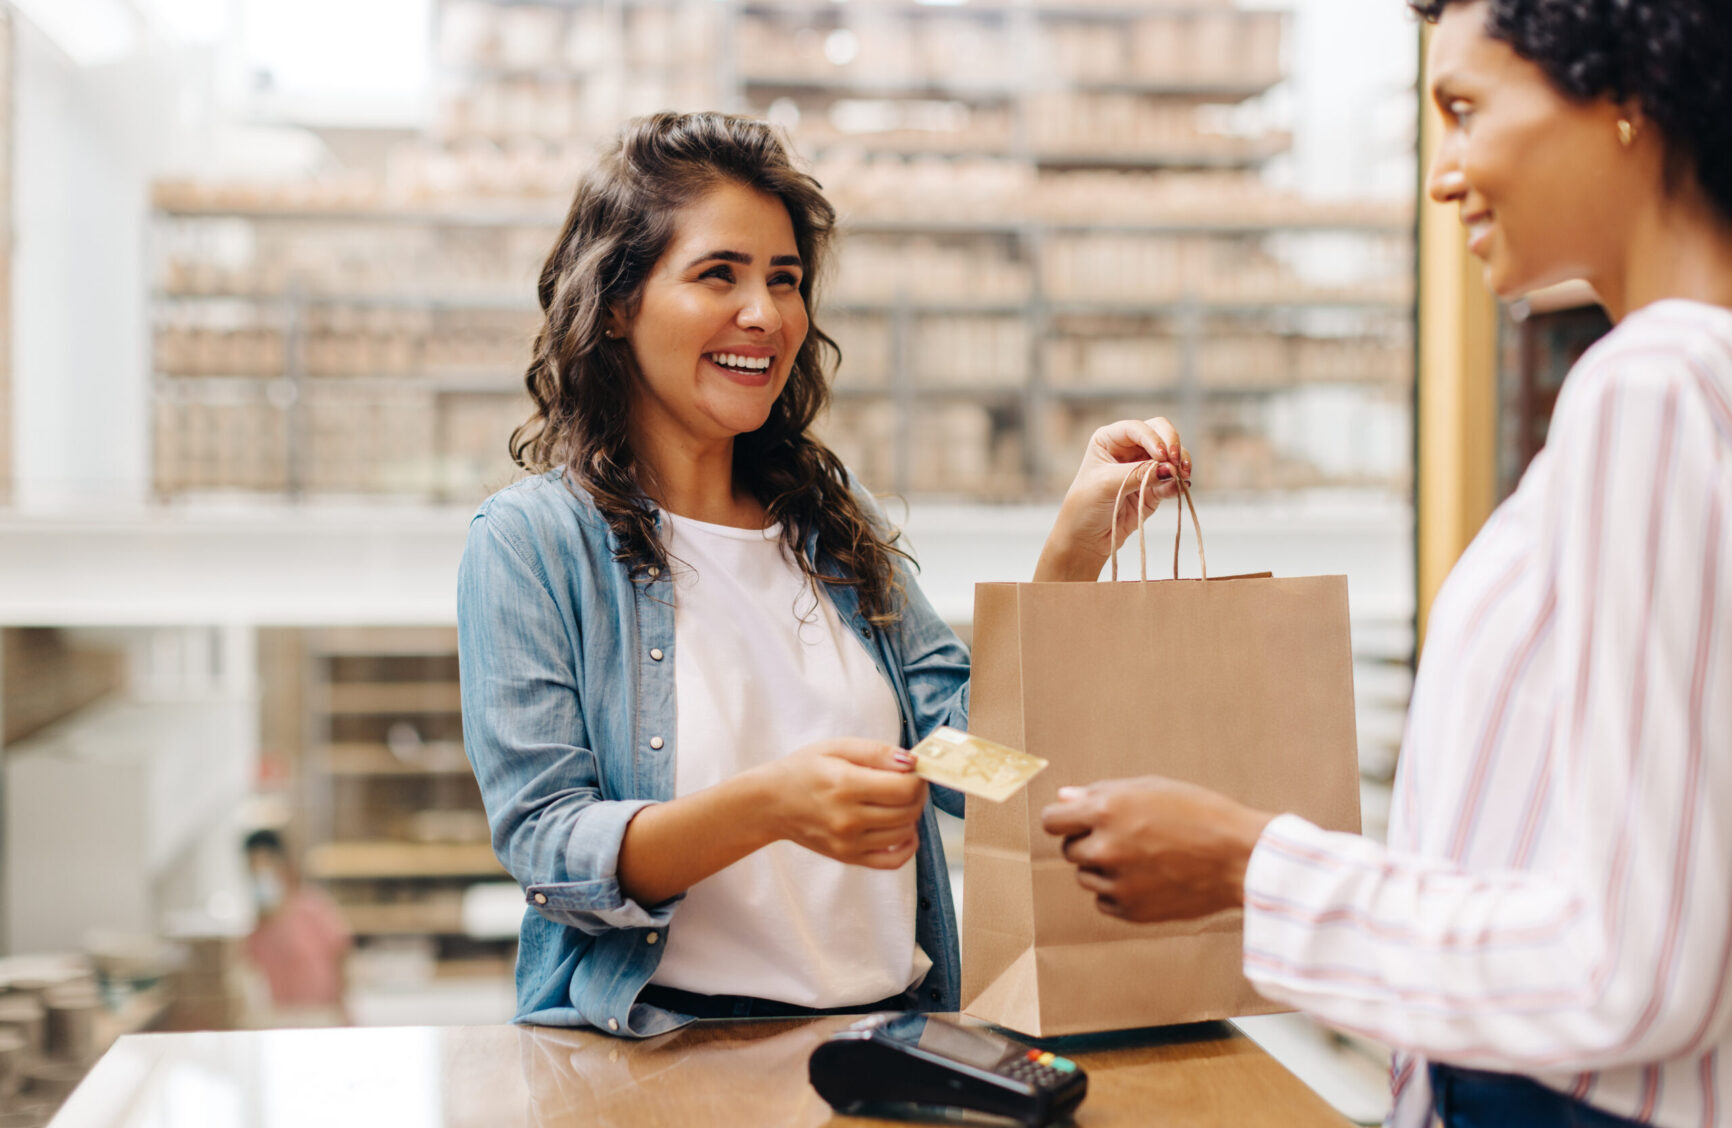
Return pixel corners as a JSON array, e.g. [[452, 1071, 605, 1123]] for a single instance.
[[635, 982, 915, 1021], [1430, 1063, 1649, 1128]]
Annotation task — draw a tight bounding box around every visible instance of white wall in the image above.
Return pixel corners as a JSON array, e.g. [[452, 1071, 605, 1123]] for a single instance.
[[4, 635, 257, 954], [0, 498, 1411, 632], [7, 11, 308, 512], [1276, 0, 1421, 201], [12, 18, 156, 508]]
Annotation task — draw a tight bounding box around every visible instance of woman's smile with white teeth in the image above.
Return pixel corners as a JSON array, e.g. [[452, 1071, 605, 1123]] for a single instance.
[[707, 353, 773, 371]]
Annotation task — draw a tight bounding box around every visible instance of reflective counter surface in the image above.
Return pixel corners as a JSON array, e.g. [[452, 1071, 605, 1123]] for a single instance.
[[47, 1016, 1351, 1127]]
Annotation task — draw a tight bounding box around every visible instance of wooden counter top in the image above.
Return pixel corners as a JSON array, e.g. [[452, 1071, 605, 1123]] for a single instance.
[[48, 1016, 1352, 1127]]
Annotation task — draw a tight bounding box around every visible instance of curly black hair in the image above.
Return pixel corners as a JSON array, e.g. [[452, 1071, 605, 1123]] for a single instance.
[[1410, 0, 1732, 222]]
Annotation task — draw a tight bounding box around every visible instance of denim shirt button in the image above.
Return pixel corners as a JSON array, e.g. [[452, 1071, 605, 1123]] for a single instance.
[[919, 898, 932, 911], [608, 1018, 620, 1031], [533, 893, 548, 905], [650, 736, 665, 750], [648, 566, 661, 578], [646, 931, 660, 945], [860, 626, 873, 639], [649, 648, 664, 661]]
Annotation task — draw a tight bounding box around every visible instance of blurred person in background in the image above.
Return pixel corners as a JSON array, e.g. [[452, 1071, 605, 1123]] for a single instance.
[[458, 110, 1189, 1038], [1040, 1, 1732, 1125], [243, 829, 353, 1027]]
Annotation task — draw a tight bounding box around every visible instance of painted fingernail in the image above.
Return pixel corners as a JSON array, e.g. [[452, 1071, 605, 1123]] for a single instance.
[[893, 751, 915, 767], [1057, 786, 1085, 800]]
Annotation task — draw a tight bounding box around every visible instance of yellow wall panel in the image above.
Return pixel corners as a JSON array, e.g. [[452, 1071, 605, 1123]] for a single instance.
[[1416, 26, 1500, 647]]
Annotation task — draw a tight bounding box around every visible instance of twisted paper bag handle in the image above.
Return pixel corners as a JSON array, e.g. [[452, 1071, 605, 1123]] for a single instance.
[[1107, 460, 1208, 583]]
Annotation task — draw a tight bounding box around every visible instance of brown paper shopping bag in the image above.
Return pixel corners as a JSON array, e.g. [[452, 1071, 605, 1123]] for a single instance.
[[961, 468, 1362, 1037]]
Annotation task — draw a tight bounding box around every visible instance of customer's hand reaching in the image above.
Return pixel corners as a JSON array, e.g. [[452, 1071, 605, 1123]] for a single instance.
[[1041, 775, 1273, 923]]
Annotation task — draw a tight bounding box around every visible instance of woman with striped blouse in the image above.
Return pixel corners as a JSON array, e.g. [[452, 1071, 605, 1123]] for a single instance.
[[1041, 1, 1732, 1125]]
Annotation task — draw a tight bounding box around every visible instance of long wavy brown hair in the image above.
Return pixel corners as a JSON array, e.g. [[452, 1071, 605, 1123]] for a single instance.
[[511, 111, 909, 624]]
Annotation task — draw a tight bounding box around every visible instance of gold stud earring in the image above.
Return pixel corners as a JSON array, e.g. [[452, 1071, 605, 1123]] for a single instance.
[[604, 329, 616, 339], [1617, 119, 1636, 148]]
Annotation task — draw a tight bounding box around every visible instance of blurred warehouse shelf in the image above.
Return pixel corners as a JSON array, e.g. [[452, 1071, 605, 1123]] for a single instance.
[[282, 627, 510, 962], [146, 0, 1414, 506]]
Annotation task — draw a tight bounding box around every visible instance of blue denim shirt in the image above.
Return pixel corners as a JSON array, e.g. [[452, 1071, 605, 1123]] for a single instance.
[[456, 470, 969, 1037]]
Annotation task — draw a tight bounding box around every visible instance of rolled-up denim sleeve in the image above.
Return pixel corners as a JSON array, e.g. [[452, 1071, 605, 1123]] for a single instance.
[[890, 550, 971, 819], [893, 557, 970, 730], [852, 481, 973, 819], [457, 509, 677, 934]]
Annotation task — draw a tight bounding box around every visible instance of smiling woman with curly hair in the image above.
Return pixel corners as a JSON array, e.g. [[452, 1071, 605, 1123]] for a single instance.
[[456, 111, 1191, 1039], [1038, 2, 1732, 1126]]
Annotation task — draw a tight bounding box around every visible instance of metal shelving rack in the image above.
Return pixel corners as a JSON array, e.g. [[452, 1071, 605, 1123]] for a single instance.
[[299, 627, 512, 957], [147, 0, 1415, 503], [736, 0, 1412, 495]]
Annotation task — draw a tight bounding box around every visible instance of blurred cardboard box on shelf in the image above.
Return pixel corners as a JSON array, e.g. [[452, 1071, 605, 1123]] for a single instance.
[[826, 312, 892, 390], [1198, 336, 1292, 389], [912, 317, 1028, 390], [153, 392, 290, 495], [815, 400, 897, 492], [497, 5, 564, 71], [439, 392, 534, 502], [1043, 337, 1181, 390], [1040, 23, 1126, 83], [830, 236, 1031, 306], [304, 388, 438, 495], [163, 935, 246, 1033], [908, 403, 1023, 497]]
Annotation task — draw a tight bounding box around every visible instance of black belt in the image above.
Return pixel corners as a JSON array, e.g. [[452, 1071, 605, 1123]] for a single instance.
[[637, 982, 915, 1020]]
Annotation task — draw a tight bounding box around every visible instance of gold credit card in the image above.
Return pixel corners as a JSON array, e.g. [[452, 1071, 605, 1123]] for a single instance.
[[909, 726, 1048, 803]]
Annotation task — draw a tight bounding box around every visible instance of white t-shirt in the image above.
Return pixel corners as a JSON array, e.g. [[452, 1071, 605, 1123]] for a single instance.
[[647, 511, 931, 1007]]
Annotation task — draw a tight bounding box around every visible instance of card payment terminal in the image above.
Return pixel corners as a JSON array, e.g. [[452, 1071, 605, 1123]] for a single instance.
[[808, 1012, 1088, 1127]]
